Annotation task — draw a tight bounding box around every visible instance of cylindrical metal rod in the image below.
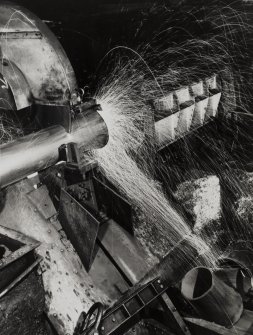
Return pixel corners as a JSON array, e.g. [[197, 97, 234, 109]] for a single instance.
[[139, 238, 202, 285], [0, 110, 108, 188]]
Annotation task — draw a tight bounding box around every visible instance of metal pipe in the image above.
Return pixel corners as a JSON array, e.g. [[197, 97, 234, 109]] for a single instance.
[[214, 267, 252, 298], [218, 249, 253, 276], [138, 238, 202, 285], [0, 110, 108, 188], [181, 266, 243, 327]]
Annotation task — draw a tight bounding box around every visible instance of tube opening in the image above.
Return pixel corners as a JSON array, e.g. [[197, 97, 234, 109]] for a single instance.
[[181, 267, 213, 300]]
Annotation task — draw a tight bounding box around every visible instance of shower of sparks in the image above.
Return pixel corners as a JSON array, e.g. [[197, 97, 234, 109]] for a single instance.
[[0, 104, 23, 143], [91, 1, 253, 266], [91, 58, 217, 266], [0, 1, 251, 267]]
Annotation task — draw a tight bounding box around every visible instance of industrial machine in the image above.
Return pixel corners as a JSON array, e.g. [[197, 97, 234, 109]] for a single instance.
[[0, 2, 253, 335]]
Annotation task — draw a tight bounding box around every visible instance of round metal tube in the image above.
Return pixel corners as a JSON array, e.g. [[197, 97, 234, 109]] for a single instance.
[[218, 249, 253, 276], [0, 110, 108, 188], [139, 238, 202, 285], [181, 266, 243, 327], [215, 267, 252, 298]]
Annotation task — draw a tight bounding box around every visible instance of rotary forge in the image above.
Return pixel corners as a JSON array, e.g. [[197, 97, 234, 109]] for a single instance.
[[0, 3, 253, 335]]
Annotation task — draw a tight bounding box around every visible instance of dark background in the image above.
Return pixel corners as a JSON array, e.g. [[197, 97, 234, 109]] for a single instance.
[[14, 0, 162, 86], [12, 0, 252, 88]]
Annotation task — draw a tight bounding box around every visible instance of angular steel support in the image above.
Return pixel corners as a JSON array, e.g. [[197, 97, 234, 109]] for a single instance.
[[59, 188, 100, 272], [0, 225, 40, 292]]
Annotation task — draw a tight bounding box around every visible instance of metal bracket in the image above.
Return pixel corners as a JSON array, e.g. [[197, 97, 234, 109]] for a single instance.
[[58, 142, 84, 185], [0, 256, 42, 299], [0, 225, 40, 269], [59, 142, 80, 166], [0, 225, 40, 293], [58, 189, 101, 271], [93, 177, 134, 235]]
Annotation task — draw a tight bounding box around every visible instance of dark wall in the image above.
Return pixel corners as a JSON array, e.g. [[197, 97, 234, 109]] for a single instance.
[[13, 0, 159, 86], [11, 0, 252, 90]]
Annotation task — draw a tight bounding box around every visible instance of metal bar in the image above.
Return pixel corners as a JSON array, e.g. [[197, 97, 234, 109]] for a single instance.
[[0, 225, 40, 269], [0, 110, 108, 188], [97, 220, 154, 285], [161, 293, 192, 335], [185, 310, 253, 335], [0, 31, 42, 39]]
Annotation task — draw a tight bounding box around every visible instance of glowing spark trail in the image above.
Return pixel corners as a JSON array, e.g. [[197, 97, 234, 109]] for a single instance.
[[92, 72, 216, 265], [90, 1, 253, 265]]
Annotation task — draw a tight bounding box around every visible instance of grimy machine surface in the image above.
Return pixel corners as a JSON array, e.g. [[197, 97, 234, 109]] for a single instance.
[[0, 3, 253, 335]]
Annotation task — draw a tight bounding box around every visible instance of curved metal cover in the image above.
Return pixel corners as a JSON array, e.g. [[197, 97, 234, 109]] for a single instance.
[[0, 2, 78, 107], [0, 71, 16, 111], [0, 60, 32, 110]]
